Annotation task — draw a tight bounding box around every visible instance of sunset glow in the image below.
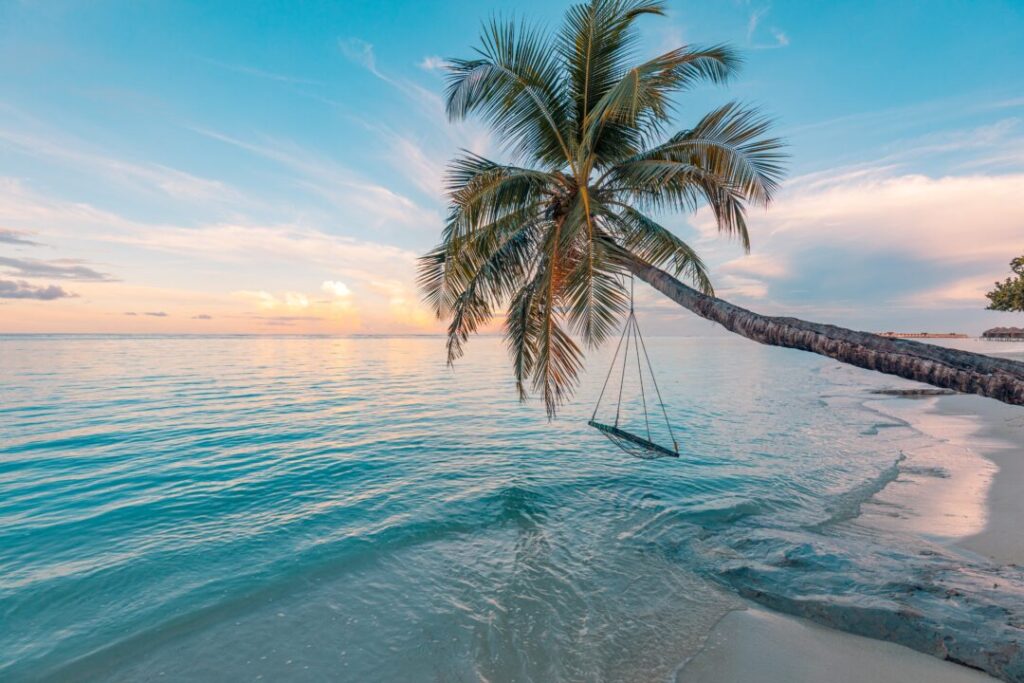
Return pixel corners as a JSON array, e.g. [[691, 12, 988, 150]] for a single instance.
[[1, 1, 1022, 334]]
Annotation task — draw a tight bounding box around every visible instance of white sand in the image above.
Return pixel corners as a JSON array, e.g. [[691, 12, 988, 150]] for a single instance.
[[676, 389, 1024, 682], [676, 606, 995, 683], [861, 396, 997, 542], [931, 394, 1024, 566], [858, 392, 1024, 564]]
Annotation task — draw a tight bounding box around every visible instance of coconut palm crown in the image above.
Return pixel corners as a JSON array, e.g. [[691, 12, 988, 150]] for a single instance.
[[418, 0, 786, 417]]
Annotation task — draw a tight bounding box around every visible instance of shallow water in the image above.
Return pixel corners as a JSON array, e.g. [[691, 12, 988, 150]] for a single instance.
[[0, 335, 1020, 681]]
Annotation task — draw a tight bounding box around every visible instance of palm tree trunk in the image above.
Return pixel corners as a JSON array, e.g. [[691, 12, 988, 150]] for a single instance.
[[627, 257, 1024, 406]]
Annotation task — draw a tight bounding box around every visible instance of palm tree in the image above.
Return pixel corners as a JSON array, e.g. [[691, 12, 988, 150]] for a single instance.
[[419, 0, 1024, 416]]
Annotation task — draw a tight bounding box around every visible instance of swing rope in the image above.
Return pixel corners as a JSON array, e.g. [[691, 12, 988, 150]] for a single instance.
[[634, 310, 678, 453], [589, 275, 679, 459]]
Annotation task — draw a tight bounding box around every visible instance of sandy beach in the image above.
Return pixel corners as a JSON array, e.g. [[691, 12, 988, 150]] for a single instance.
[[940, 395, 1024, 566], [677, 606, 994, 683], [677, 380, 1024, 682]]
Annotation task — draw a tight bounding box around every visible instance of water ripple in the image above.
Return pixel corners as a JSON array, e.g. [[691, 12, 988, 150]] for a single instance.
[[1, 335, 1019, 681]]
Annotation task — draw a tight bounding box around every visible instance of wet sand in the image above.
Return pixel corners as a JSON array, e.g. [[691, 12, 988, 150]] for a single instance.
[[676, 606, 994, 683], [936, 394, 1024, 566], [677, 387, 1024, 682]]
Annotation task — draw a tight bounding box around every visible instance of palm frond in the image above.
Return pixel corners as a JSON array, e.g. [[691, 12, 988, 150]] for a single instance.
[[695, 181, 751, 251], [417, 244, 452, 317], [506, 278, 542, 401], [444, 223, 539, 364], [445, 154, 557, 238], [531, 215, 586, 417], [581, 45, 740, 165], [626, 102, 786, 205], [554, 194, 629, 347], [561, 235, 630, 345], [559, 0, 666, 132], [533, 307, 584, 418], [419, 203, 545, 319], [446, 19, 574, 167], [603, 203, 713, 294]]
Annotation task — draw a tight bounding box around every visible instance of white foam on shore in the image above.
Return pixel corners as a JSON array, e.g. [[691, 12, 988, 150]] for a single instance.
[[859, 397, 997, 544]]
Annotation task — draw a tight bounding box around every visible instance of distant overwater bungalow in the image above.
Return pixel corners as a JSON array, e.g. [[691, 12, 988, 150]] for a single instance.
[[983, 327, 1024, 341]]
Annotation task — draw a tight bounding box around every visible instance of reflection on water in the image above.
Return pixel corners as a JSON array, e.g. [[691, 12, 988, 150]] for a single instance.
[[0, 335, 1019, 681]]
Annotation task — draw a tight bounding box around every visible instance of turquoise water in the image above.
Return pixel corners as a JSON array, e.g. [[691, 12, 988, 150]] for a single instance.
[[0, 335, 1018, 681]]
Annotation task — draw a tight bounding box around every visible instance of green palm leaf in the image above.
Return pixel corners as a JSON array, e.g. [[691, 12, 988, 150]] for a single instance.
[[420, 0, 786, 417]]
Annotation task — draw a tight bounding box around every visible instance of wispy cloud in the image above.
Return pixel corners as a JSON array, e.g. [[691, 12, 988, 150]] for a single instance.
[[0, 228, 40, 245], [900, 275, 1001, 309], [0, 177, 440, 332], [338, 38, 382, 78], [746, 6, 789, 50], [192, 314, 212, 320], [693, 167, 1024, 315], [339, 37, 492, 155], [709, 169, 1024, 261], [0, 175, 428, 292], [746, 7, 768, 40], [144, 311, 167, 317], [0, 279, 75, 300], [334, 37, 494, 206], [340, 37, 442, 111], [782, 92, 1024, 143], [202, 58, 323, 86], [0, 117, 243, 205], [361, 122, 448, 198], [682, 110, 1024, 323], [719, 252, 788, 279], [417, 55, 450, 72], [880, 118, 1023, 168], [0, 256, 115, 281], [716, 274, 770, 299], [233, 288, 327, 311], [191, 127, 440, 228], [767, 29, 789, 48], [638, 6, 687, 58]]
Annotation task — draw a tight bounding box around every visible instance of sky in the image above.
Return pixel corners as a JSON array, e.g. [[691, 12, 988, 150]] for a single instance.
[[1, 0, 1023, 335]]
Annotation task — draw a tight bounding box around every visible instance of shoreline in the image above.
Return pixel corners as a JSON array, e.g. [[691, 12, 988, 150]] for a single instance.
[[864, 391, 1024, 565], [677, 386, 1024, 682], [859, 395, 998, 547], [933, 394, 1024, 566], [677, 604, 994, 683]]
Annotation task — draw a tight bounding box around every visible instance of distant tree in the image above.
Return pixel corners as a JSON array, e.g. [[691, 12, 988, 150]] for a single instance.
[[986, 256, 1024, 312]]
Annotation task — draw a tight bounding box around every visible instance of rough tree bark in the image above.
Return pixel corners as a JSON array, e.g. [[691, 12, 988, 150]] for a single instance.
[[628, 257, 1024, 407]]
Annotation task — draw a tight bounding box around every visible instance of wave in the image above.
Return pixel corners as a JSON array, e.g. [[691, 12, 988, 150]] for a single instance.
[[4, 336, 1022, 682], [812, 453, 906, 528]]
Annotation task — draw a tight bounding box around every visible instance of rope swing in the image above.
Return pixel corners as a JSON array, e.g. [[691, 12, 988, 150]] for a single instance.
[[589, 276, 679, 459]]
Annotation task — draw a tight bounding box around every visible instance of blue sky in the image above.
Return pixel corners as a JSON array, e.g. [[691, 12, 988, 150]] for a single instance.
[[1, 0, 1023, 334]]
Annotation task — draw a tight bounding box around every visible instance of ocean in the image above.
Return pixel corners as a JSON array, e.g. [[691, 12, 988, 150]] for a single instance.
[[1, 334, 1020, 681]]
